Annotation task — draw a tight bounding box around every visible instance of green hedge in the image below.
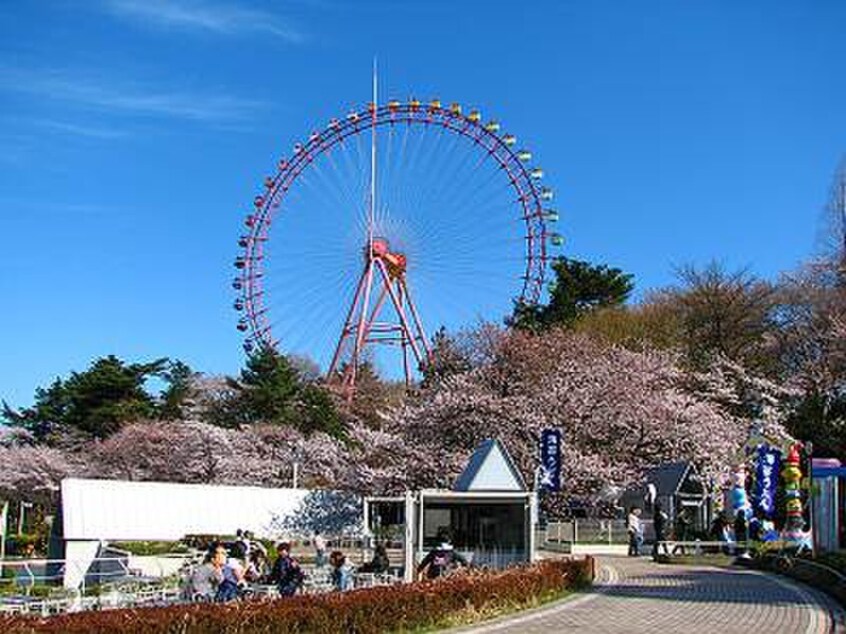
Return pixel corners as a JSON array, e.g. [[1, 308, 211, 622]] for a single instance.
[[1, 557, 594, 634], [109, 542, 190, 556]]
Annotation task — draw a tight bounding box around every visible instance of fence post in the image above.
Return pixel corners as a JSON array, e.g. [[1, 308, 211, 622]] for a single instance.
[[573, 519, 579, 545]]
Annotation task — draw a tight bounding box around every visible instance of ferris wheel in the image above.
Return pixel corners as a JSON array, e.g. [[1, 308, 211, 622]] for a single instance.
[[233, 86, 562, 392]]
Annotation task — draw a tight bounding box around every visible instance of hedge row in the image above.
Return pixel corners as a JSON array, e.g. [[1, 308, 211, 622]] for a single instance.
[[2, 557, 594, 634]]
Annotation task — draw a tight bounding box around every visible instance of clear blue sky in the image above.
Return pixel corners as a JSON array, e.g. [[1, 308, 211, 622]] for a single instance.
[[2, 0, 845, 407]]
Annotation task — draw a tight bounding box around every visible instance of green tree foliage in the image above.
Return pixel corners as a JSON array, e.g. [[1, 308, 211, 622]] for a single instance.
[[158, 360, 195, 421], [213, 347, 345, 439], [511, 257, 634, 331], [786, 391, 846, 460], [2, 356, 171, 441], [239, 347, 301, 423]]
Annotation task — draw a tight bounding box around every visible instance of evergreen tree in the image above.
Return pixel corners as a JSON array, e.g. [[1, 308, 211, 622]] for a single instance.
[[158, 360, 195, 421], [511, 257, 634, 331], [211, 347, 346, 439], [2, 356, 167, 441]]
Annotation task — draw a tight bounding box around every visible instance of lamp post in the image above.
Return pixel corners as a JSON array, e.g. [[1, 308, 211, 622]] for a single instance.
[[287, 442, 301, 489], [18, 501, 33, 535]]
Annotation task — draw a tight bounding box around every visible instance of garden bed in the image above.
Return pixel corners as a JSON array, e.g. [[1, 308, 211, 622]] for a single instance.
[[1, 557, 594, 634], [751, 553, 846, 606]]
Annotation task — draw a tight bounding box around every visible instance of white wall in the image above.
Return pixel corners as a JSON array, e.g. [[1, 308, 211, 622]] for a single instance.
[[62, 478, 310, 541]]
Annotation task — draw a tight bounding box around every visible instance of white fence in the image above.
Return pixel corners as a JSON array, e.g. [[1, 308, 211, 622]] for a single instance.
[[544, 519, 657, 545]]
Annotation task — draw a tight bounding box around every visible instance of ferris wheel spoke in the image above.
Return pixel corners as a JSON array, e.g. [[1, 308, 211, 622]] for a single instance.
[[266, 271, 356, 357], [309, 152, 365, 225]]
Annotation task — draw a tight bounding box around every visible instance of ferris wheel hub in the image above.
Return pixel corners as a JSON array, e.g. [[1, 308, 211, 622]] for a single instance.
[[367, 237, 407, 277]]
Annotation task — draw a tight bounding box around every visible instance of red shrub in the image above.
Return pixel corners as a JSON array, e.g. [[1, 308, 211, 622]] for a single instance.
[[1, 557, 593, 634]]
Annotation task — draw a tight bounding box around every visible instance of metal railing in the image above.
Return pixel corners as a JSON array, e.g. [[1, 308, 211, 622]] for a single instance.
[[543, 519, 658, 545]]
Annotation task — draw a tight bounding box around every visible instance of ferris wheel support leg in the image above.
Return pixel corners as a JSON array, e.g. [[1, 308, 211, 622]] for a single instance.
[[398, 282, 411, 388], [362, 284, 390, 337], [349, 259, 376, 390], [402, 279, 433, 365], [374, 260, 426, 369], [327, 263, 370, 381]]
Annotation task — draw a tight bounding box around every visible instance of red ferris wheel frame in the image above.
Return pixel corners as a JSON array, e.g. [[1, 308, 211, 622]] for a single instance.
[[234, 98, 559, 383]]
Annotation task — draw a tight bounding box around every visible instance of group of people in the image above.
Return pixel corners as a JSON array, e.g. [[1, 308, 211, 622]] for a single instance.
[[626, 502, 671, 560], [185, 537, 303, 602], [184, 530, 395, 602]]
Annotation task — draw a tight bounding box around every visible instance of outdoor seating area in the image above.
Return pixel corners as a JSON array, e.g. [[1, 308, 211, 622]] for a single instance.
[[0, 549, 404, 616]]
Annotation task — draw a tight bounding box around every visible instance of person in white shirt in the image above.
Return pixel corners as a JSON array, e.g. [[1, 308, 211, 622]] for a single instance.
[[627, 506, 643, 556], [314, 532, 328, 568]]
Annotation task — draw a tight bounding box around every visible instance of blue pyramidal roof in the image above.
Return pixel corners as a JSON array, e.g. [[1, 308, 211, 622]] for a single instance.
[[453, 438, 527, 492]]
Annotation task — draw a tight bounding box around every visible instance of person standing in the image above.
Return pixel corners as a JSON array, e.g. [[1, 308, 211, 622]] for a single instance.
[[270, 542, 304, 597], [626, 506, 642, 556], [652, 501, 670, 560], [313, 531, 327, 568]]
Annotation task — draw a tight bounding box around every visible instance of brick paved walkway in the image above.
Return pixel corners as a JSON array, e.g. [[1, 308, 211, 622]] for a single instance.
[[452, 556, 845, 634]]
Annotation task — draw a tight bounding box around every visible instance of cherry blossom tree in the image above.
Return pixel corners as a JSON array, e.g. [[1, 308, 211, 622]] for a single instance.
[[387, 327, 787, 511], [0, 445, 76, 504]]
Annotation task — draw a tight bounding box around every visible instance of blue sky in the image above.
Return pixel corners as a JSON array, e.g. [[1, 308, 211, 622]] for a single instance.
[[2, 0, 845, 407]]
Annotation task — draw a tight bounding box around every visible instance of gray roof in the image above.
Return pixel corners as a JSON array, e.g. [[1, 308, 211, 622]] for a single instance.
[[643, 461, 693, 496], [453, 439, 527, 492]]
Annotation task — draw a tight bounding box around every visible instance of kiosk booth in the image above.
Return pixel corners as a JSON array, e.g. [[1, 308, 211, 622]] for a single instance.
[[812, 458, 845, 552], [365, 439, 538, 582]]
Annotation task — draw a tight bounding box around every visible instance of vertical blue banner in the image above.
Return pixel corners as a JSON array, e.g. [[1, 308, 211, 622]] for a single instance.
[[539, 429, 562, 492], [754, 445, 781, 519]]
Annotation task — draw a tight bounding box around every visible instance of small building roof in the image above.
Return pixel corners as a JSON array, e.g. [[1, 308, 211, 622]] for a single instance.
[[453, 439, 527, 492], [643, 461, 706, 496]]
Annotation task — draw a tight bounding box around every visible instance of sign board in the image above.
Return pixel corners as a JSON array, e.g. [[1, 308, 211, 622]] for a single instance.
[[539, 429, 561, 492], [754, 445, 781, 519]]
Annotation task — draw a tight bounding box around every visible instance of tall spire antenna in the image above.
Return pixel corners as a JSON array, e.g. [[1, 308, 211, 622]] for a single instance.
[[369, 57, 377, 252]]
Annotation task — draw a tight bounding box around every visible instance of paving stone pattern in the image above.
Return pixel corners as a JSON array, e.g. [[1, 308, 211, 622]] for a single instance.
[[454, 555, 845, 634]]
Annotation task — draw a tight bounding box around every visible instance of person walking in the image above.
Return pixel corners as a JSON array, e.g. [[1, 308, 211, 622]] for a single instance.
[[626, 506, 642, 556]]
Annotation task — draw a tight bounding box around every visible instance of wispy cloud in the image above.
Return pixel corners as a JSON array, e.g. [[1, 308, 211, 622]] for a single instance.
[[34, 119, 128, 140], [103, 0, 305, 43], [0, 199, 115, 216], [0, 68, 263, 123]]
